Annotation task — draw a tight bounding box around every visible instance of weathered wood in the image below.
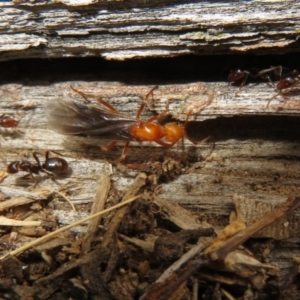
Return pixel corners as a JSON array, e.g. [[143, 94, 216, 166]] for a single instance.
[[2, 77, 299, 296], [0, 79, 300, 227], [1, 1, 300, 296], [0, 1, 299, 61]]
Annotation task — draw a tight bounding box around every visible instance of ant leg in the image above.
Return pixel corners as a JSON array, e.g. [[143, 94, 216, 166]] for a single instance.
[[102, 140, 117, 152], [146, 98, 172, 123], [206, 91, 215, 109], [27, 170, 39, 187], [33, 151, 53, 175], [184, 110, 192, 126], [257, 66, 282, 78], [234, 71, 250, 95], [96, 98, 118, 112], [71, 86, 118, 112], [266, 92, 280, 108], [70, 86, 91, 103], [32, 151, 54, 176], [45, 150, 50, 160], [118, 141, 130, 162], [33, 152, 42, 168], [155, 139, 173, 147], [136, 102, 146, 120], [32, 175, 40, 187], [187, 91, 215, 115], [257, 66, 283, 89], [45, 150, 64, 158], [147, 115, 160, 122], [136, 86, 159, 119], [198, 135, 213, 144], [21, 173, 31, 179]]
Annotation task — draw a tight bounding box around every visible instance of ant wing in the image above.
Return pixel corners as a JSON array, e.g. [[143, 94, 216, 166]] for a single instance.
[[46, 99, 139, 141]]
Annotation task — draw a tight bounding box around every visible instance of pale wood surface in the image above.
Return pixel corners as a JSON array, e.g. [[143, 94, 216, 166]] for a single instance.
[[0, 0, 299, 61], [1, 80, 300, 222], [0, 0, 300, 284]]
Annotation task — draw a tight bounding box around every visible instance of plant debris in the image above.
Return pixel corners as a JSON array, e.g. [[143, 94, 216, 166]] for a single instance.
[[0, 170, 300, 299]]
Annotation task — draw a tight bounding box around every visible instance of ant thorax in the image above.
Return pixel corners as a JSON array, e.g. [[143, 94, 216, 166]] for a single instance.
[[129, 122, 165, 142]]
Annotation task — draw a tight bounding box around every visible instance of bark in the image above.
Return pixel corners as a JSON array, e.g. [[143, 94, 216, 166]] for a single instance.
[[0, 0, 299, 61], [0, 1, 300, 297]]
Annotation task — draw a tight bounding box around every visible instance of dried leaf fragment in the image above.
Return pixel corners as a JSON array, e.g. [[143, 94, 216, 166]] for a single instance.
[[232, 194, 300, 239]]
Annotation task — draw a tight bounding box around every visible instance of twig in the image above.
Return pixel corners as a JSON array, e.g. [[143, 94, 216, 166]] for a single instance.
[[0, 196, 42, 211], [81, 174, 111, 254], [156, 238, 211, 283], [0, 216, 41, 227], [204, 195, 300, 261], [140, 195, 300, 300], [50, 189, 76, 211], [0, 194, 142, 260], [102, 172, 147, 248], [0, 187, 48, 200]]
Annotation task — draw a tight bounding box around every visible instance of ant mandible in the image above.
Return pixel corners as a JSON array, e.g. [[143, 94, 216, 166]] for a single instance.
[[47, 86, 205, 161], [7, 151, 70, 184], [228, 66, 282, 95]]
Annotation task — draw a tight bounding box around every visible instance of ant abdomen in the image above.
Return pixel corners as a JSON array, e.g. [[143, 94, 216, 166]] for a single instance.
[[42, 157, 70, 175], [228, 69, 246, 84], [277, 76, 297, 91], [6, 161, 20, 174]]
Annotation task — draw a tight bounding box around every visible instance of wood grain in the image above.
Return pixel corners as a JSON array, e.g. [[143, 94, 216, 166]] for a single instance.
[[0, 1, 300, 290], [0, 1, 299, 61]]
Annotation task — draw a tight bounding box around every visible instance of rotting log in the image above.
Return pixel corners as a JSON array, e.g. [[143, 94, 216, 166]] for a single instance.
[[1, 78, 300, 232], [1, 0, 300, 298]]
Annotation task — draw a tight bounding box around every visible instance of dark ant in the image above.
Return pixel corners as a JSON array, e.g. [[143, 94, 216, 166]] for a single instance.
[[7, 151, 70, 184], [47, 86, 214, 162], [266, 70, 300, 108], [228, 66, 282, 94]]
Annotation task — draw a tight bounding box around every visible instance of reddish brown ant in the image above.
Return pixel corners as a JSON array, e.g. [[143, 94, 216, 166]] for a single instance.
[[47, 86, 212, 161], [266, 70, 300, 108], [228, 66, 282, 94], [7, 151, 70, 184], [0, 114, 19, 128], [0, 114, 25, 136]]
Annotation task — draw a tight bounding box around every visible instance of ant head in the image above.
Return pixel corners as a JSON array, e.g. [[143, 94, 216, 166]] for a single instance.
[[163, 123, 185, 144]]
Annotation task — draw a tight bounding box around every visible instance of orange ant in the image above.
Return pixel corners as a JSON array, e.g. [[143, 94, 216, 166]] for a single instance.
[[228, 66, 282, 95], [266, 70, 300, 108], [7, 151, 70, 184], [47, 86, 212, 161]]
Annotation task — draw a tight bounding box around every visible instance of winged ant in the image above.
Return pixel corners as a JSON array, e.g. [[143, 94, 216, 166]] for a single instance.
[[46, 86, 214, 161]]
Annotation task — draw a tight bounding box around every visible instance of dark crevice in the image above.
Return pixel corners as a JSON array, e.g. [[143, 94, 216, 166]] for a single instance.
[[186, 115, 300, 143], [0, 53, 300, 84]]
